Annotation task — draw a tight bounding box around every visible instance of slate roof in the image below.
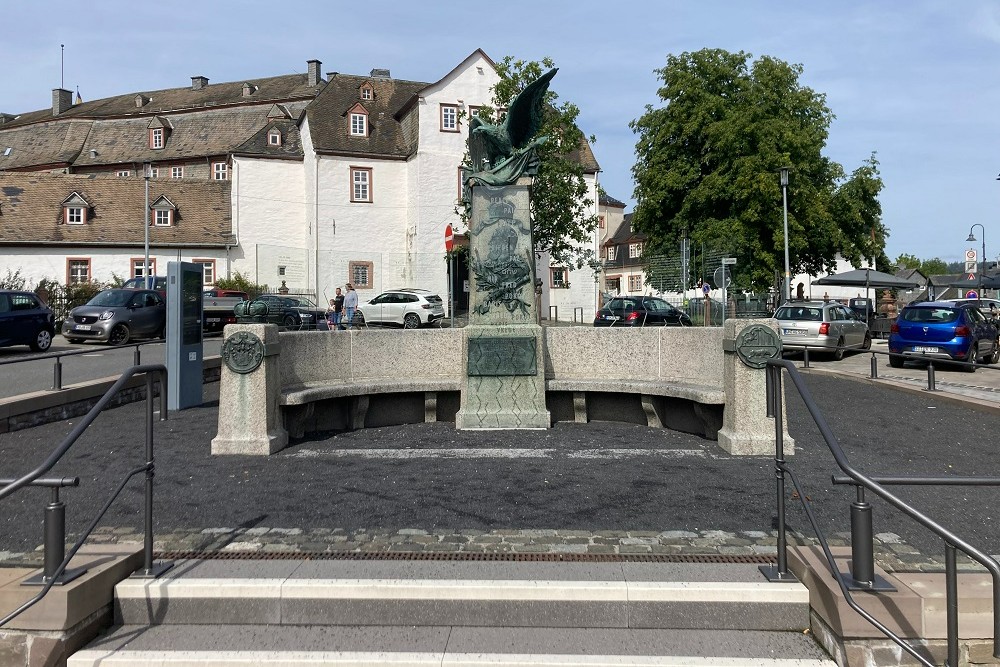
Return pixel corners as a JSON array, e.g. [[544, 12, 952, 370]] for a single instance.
[[0, 172, 232, 247], [2, 73, 322, 128], [600, 193, 627, 208], [0, 120, 94, 169], [307, 74, 426, 157], [605, 213, 646, 246]]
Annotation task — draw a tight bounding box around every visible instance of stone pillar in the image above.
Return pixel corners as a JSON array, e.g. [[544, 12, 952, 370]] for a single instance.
[[456, 177, 550, 429], [717, 318, 795, 455], [211, 323, 287, 454]]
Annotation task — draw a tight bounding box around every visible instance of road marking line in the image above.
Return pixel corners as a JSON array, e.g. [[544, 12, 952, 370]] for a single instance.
[[291, 448, 706, 460]]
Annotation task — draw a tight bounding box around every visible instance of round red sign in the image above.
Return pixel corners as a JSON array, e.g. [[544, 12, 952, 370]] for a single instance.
[[445, 224, 454, 252]]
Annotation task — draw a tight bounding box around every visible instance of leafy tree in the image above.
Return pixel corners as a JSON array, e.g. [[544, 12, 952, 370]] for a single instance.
[[216, 271, 269, 299], [630, 48, 888, 294], [892, 254, 949, 276], [894, 254, 922, 270], [461, 56, 599, 268]]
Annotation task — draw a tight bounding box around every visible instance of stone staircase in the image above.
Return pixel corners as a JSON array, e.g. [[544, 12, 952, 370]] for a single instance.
[[67, 557, 835, 666]]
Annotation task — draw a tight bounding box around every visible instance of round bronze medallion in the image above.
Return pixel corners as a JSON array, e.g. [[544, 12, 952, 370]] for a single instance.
[[735, 324, 782, 369], [221, 331, 265, 374]]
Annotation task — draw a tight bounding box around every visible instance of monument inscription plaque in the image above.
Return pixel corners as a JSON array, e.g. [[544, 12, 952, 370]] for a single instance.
[[468, 337, 537, 376]]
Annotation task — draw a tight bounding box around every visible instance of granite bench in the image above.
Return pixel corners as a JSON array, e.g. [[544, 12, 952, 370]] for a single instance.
[[544, 378, 725, 439], [279, 379, 462, 438]]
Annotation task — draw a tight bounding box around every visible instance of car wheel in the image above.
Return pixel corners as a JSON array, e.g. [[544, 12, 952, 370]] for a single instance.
[[862, 333, 872, 350], [963, 343, 979, 372], [108, 324, 130, 346], [832, 338, 845, 361], [990, 341, 1000, 365], [282, 315, 297, 330], [403, 313, 421, 329], [888, 353, 904, 368], [354, 310, 365, 325], [31, 328, 53, 352]]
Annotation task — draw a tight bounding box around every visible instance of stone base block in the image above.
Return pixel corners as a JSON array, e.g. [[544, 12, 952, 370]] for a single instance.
[[211, 432, 288, 455], [716, 427, 794, 456], [455, 409, 551, 430]]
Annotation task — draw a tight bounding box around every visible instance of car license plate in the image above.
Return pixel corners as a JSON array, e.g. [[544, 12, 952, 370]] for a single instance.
[[913, 346, 938, 353], [75, 324, 92, 331], [783, 328, 807, 335], [604, 315, 619, 321], [207, 318, 220, 323]]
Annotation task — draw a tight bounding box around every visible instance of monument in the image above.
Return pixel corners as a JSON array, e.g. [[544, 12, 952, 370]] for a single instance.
[[455, 68, 557, 430]]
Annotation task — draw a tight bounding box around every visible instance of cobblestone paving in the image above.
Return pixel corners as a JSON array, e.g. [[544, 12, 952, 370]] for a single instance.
[[0, 526, 979, 573]]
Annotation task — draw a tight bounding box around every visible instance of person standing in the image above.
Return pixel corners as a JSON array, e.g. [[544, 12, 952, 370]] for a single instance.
[[343, 283, 358, 330], [328, 287, 345, 330]]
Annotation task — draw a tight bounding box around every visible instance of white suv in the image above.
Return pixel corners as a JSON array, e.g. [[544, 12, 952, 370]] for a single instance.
[[357, 288, 446, 328]]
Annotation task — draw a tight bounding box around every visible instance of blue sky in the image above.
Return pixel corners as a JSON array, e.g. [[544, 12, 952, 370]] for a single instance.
[[4, 1, 1000, 265]]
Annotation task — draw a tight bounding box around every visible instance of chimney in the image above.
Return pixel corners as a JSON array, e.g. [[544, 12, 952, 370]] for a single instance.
[[370, 68, 391, 79], [191, 76, 209, 90], [307, 59, 322, 87], [52, 88, 73, 116]]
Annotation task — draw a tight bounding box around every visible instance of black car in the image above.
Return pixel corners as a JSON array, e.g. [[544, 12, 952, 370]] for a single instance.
[[594, 296, 693, 327], [0, 291, 56, 352], [255, 294, 327, 329]]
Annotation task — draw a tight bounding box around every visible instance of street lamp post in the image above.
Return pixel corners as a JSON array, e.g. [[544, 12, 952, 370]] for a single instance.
[[143, 162, 151, 289], [780, 167, 791, 302], [967, 223, 986, 303]]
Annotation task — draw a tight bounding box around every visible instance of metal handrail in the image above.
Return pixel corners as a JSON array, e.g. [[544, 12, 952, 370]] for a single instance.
[[0, 338, 166, 391], [0, 364, 169, 628], [765, 358, 1000, 666]]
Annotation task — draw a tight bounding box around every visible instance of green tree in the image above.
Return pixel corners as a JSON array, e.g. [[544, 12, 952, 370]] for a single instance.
[[464, 56, 599, 268], [894, 253, 922, 270], [630, 48, 888, 293], [892, 254, 949, 276]]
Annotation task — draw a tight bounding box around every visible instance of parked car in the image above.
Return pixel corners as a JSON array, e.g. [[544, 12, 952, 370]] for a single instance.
[[0, 290, 55, 352], [122, 276, 167, 296], [888, 301, 999, 370], [593, 296, 692, 327], [773, 300, 871, 360], [255, 294, 327, 329], [62, 288, 166, 345], [203, 289, 248, 334], [356, 288, 446, 328]]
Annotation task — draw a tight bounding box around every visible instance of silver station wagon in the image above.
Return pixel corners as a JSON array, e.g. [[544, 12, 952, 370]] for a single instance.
[[773, 300, 871, 360]]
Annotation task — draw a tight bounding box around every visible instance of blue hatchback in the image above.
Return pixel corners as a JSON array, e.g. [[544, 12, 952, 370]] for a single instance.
[[889, 301, 999, 371], [0, 291, 56, 352]]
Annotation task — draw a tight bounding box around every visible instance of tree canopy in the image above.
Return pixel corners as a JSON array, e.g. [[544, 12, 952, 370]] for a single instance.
[[462, 56, 599, 268], [630, 48, 889, 294]]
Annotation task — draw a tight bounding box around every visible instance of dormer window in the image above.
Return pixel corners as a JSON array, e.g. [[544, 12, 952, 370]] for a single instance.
[[150, 128, 164, 149], [360, 84, 373, 100], [62, 192, 90, 225], [150, 195, 176, 227], [147, 117, 171, 149], [350, 112, 367, 136], [268, 129, 282, 146], [607, 246, 617, 261]]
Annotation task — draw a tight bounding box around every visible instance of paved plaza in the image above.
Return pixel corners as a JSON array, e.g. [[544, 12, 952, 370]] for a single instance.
[[1, 366, 998, 574]]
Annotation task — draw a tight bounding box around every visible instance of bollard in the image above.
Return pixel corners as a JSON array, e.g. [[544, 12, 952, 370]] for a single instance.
[[849, 487, 875, 587], [548, 305, 558, 322], [927, 361, 936, 391], [802, 347, 810, 368], [870, 353, 878, 379], [52, 357, 62, 391], [134, 345, 141, 367], [42, 487, 66, 582]]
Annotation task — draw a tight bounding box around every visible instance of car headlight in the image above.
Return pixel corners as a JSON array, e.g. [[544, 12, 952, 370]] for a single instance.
[[100, 310, 115, 320]]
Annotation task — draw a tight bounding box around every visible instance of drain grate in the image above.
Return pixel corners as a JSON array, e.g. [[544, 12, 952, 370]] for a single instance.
[[155, 550, 777, 564]]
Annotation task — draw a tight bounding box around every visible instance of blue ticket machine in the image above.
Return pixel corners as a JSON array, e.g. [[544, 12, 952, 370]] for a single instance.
[[166, 262, 204, 410]]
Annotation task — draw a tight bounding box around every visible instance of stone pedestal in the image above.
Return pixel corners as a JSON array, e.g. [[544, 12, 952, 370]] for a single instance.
[[211, 324, 288, 454], [456, 178, 550, 429], [717, 318, 795, 455]]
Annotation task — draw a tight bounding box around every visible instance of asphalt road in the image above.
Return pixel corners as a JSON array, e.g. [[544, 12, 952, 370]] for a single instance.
[[0, 372, 997, 562], [0, 335, 224, 398]]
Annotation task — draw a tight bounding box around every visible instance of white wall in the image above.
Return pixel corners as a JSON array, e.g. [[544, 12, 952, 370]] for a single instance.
[[2, 247, 226, 287]]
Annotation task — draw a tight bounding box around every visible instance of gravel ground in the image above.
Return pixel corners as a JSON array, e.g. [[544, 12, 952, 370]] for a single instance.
[[0, 371, 997, 571]]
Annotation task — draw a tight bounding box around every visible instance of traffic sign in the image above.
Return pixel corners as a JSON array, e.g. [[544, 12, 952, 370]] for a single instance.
[[713, 266, 731, 289], [722, 257, 737, 265], [445, 224, 454, 252], [968, 273, 977, 281], [966, 248, 978, 262], [965, 261, 977, 273], [966, 290, 979, 299]]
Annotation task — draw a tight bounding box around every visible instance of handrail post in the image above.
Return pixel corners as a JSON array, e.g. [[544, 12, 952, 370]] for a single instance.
[[870, 353, 878, 379], [22, 485, 87, 586], [132, 372, 172, 578], [945, 543, 959, 667], [52, 357, 62, 391], [760, 363, 797, 582], [843, 486, 893, 591], [927, 361, 936, 391]]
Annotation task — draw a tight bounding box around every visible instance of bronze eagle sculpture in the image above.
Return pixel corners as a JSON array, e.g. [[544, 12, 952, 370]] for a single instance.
[[467, 67, 557, 187]]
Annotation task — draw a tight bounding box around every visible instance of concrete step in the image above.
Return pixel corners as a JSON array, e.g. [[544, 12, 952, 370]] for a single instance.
[[69, 625, 836, 666], [111, 560, 811, 632]]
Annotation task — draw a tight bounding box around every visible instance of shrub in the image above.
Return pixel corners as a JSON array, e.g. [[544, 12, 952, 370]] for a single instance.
[[216, 271, 269, 299]]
